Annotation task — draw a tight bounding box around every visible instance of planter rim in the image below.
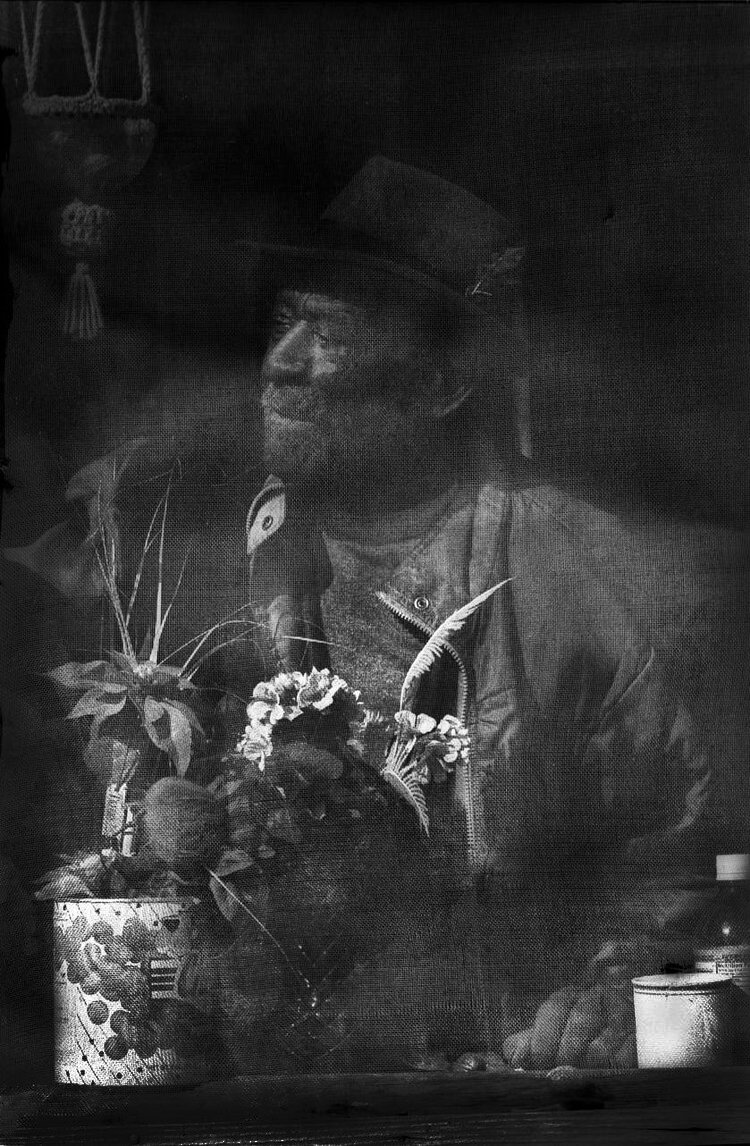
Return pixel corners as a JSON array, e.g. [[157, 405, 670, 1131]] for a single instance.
[[52, 897, 199, 905]]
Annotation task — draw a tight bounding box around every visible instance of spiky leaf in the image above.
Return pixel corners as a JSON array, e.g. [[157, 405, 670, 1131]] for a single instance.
[[395, 580, 511, 710], [381, 760, 430, 835]]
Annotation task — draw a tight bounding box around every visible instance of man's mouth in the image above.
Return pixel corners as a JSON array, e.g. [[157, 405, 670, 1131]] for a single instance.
[[263, 402, 316, 425]]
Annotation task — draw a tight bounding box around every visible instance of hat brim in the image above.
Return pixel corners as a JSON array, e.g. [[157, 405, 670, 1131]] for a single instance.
[[243, 235, 520, 318], [240, 238, 527, 374]]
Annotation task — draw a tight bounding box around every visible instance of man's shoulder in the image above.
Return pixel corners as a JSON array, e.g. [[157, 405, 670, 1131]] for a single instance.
[[472, 455, 748, 624]]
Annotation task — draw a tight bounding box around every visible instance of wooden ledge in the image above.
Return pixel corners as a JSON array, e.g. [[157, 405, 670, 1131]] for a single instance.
[[2, 1067, 750, 1144]]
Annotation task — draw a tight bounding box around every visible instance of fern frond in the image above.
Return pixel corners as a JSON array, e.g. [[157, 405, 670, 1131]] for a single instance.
[[381, 757, 430, 834], [398, 579, 511, 710]]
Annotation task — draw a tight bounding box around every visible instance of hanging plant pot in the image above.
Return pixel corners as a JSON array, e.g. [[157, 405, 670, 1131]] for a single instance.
[[13, 0, 156, 339], [53, 898, 229, 1086]]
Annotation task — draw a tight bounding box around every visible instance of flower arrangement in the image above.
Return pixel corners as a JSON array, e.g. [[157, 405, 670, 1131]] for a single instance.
[[206, 667, 469, 924], [31, 452, 511, 1072]]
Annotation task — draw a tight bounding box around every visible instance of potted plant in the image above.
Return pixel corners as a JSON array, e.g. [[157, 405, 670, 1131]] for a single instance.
[[34, 473, 272, 1084]]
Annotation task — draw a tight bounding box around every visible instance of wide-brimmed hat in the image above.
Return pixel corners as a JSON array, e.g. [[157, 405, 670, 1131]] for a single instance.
[[242, 156, 525, 332]]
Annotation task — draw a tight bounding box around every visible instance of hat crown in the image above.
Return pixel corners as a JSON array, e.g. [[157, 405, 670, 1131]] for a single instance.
[[321, 156, 521, 303]]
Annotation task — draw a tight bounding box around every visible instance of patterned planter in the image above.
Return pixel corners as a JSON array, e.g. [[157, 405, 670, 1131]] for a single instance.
[[53, 899, 225, 1086]]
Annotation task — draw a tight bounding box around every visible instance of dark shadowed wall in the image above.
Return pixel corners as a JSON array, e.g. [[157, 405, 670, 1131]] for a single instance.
[[2, 1, 749, 522], [0, 2, 749, 881]]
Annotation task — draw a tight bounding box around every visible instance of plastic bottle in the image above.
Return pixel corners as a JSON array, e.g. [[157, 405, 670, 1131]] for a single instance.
[[693, 854, 750, 993]]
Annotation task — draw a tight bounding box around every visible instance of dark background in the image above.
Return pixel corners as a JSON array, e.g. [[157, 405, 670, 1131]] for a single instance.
[[0, 0, 748, 1092], [0, 0, 749, 890], [1, 0, 749, 523]]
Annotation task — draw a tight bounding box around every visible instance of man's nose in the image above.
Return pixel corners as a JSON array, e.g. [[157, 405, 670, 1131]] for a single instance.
[[265, 322, 314, 383]]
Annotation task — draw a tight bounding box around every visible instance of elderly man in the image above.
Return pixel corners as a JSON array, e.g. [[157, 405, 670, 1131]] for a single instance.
[[243, 157, 734, 1069]]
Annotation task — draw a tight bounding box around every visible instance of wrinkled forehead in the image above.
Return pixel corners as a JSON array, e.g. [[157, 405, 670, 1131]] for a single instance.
[[270, 279, 460, 344], [273, 289, 362, 320]]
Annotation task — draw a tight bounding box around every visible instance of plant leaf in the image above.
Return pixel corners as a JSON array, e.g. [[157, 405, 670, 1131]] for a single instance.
[[214, 848, 258, 878], [165, 698, 204, 735], [83, 736, 136, 785], [143, 696, 170, 750], [109, 650, 136, 673], [66, 689, 126, 722], [47, 660, 109, 688], [392, 579, 511, 710], [161, 702, 193, 776], [381, 756, 430, 834]]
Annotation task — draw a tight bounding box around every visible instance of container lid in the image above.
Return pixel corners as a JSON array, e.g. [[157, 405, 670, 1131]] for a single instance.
[[716, 853, 750, 881], [632, 972, 733, 994]]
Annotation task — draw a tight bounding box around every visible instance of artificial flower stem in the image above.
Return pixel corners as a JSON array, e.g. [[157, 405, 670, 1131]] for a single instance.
[[205, 867, 307, 990]]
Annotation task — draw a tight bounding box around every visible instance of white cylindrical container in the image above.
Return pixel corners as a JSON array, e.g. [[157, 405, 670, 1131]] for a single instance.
[[53, 899, 222, 1086], [632, 972, 735, 1068]]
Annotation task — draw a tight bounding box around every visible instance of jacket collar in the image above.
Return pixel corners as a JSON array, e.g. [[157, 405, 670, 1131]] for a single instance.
[[245, 432, 520, 630]]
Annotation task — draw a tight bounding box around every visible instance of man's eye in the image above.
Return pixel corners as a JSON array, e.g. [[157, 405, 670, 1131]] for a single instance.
[[269, 312, 294, 340], [312, 328, 330, 349]]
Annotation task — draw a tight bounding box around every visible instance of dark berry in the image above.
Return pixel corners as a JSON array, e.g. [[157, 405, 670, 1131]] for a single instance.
[[104, 939, 132, 968], [99, 973, 126, 1002], [109, 1010, 127, 1035], [122, 918, 156, 954], [81, 972, 102, 996], [65, 953, 87, 984], [89, 921, 114, 945], [103, 1035, 128, 1061], [87, 1000, 109, 1026], [61, 917, 89, 960]]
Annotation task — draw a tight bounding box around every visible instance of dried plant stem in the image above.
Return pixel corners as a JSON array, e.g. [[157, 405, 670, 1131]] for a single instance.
[[125, 495, 164, 628], [150, 479, 172, 664], [178, 606, 263, 674], [184, 627, 259, 679]]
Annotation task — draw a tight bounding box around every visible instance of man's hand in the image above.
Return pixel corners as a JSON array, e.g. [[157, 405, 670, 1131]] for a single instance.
[[501, 937, 668, 1070], [503, 979, 636, 1070]]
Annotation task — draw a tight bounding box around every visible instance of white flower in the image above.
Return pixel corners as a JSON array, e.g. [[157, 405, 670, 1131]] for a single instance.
[[246, 698, 285, 726], [252, 681, 282, 704], [271, 670, 307, 697], [394, 711, 437, 736], [236, 725, 274, 771], [296, 668, 348, 711], [437, 714, 467, 737]]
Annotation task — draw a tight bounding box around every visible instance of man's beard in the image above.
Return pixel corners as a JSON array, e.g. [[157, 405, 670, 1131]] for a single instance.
[[259, 354, 437, 492]]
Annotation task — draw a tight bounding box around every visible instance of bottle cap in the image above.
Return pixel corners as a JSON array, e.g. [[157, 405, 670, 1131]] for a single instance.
[[716, 853, 750, 881]]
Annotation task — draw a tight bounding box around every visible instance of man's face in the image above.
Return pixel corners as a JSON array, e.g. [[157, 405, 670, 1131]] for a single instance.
[[259, 288, 442, 486]]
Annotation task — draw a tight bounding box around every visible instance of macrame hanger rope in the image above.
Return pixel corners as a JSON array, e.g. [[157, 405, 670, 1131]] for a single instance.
[[73, 0, 108, 97], [17, 0, 151, 112], [18, 0, 45, 97], [132, 0, 151, 104]]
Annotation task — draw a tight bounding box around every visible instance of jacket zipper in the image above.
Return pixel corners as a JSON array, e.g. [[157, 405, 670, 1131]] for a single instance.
[[377, 593, 479, 863]]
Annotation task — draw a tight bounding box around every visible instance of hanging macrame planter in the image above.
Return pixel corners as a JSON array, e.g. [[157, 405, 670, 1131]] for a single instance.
[[16, 0, 156, 340]]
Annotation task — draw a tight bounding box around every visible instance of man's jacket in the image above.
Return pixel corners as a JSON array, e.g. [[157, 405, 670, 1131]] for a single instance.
[[246, 438, 749, 940]]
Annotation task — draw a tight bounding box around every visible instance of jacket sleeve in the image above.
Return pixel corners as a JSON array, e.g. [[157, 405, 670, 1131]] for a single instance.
[[474, 640, 717, 963]]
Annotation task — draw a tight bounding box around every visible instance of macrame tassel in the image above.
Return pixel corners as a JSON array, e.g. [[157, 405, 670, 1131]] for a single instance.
[[62, 261, 103, 341]]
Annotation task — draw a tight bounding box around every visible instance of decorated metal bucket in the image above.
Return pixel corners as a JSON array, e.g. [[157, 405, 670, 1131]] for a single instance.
[[53, 899, 223, 1086]]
